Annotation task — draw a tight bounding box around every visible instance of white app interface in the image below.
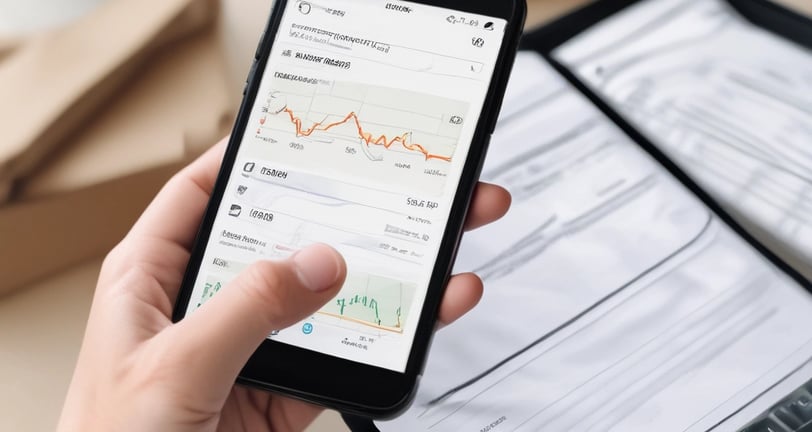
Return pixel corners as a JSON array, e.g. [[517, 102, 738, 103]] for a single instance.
[[186, 0, 507, 372]]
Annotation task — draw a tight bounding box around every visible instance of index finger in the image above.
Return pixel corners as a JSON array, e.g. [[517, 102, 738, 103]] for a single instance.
[[127, 138, 227, 250]]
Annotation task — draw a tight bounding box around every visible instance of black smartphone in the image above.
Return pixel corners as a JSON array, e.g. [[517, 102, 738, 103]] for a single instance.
[[172, 0, 525, 418]]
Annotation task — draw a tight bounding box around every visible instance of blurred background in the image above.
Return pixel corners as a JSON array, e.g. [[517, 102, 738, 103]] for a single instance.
[[0, 0, 809, 431]]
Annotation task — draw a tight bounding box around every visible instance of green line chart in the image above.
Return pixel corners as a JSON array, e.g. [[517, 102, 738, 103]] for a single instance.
[[319, 272, 416, 333]]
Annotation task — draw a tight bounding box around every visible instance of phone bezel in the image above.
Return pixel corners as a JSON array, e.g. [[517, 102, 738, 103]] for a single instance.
[[172, 0, 527, 418]]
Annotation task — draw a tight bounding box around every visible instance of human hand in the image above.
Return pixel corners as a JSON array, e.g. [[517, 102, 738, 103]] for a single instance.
[[57, 138, 511, 432]]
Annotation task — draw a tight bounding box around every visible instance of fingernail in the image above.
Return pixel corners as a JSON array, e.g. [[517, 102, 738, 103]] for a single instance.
[[293, 244, 344, 292]]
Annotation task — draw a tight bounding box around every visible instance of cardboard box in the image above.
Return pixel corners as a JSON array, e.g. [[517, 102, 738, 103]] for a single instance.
[[0, 0, 219, 197], [0, 3, 234, 295]]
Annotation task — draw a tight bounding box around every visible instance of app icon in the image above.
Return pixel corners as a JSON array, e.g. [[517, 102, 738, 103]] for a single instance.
[[229, 205, 242, 217]]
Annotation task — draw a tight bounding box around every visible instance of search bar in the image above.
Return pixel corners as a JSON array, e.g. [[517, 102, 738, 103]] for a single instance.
[[286, 40, 484, 78], [380, 44, 485, 76]]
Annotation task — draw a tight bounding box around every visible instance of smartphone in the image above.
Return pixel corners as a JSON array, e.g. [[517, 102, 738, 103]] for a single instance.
[[172, 0, 525, 418]]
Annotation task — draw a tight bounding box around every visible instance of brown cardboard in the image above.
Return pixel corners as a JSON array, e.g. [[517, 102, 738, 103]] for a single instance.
[[784, 0, 812, 15], [18, 30, 233, 200], [0, 28, 234, 296], [526, 0, 592, 27], [0, 0, 218, 198], [0, 164, 181, 296], [0, 35, 20, 62]]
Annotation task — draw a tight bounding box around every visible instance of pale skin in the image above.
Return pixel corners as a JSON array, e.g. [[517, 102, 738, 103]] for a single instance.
[[57, 138, 511, 432]]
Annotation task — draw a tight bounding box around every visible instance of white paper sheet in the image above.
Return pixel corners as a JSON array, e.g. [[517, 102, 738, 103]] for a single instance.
[[554, 0, 812, 268], [376, 48, 812, 432]]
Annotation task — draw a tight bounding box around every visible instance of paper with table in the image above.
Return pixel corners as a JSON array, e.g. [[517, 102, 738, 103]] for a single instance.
[[555, 0, 812, 267], [376, 1, 812, 430]]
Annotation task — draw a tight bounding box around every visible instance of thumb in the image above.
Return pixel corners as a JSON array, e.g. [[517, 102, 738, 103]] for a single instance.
[[168, 244, 346, 397]]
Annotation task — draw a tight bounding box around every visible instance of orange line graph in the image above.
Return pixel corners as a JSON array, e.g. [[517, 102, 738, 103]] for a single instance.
[[261, 108, 452, 162]]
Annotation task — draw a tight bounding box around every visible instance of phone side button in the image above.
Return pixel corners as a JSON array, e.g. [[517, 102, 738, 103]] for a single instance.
[[244, 61, 259, 95], [254, 32, 266, 60], [248, 61, 259, 82]]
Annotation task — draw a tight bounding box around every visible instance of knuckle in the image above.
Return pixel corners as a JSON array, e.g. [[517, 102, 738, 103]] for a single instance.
[[101, 242, 127, 272], [165, 170, 190, 192]]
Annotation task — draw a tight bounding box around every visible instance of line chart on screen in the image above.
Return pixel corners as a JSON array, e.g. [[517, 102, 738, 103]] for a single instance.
[[250, 78, 470, 195]]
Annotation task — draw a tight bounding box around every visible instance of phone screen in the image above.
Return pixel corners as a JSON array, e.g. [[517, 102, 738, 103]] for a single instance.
[[183, 0, 508, 373]]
